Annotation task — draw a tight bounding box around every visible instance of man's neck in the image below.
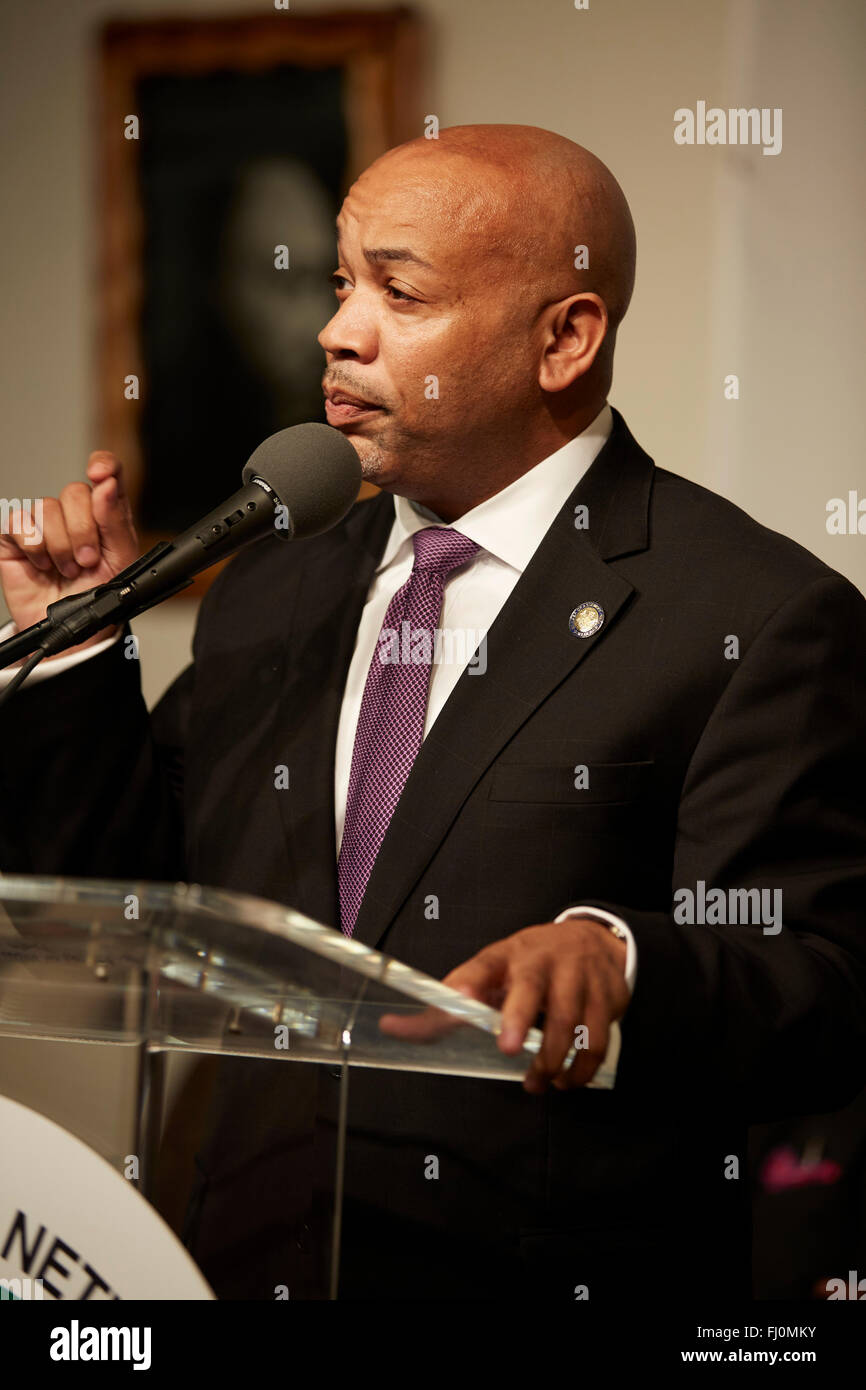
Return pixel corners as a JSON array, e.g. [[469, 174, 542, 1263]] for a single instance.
[[398, 401, 608, 523]]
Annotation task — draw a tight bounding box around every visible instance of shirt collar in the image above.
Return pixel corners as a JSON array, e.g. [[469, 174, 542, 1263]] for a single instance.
[[380, 403, 613, 575]]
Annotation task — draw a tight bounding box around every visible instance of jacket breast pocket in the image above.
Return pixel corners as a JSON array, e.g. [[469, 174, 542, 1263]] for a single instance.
[[486, 760, 654, 806]]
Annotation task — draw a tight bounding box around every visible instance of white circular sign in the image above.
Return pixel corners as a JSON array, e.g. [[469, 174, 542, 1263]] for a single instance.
[[0, 1094, 213, 1300]]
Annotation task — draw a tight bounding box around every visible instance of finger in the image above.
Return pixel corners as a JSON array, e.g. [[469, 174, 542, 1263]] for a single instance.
[[58, 482, 101, 569], [38, 496, 80, 580], [86, 451, 128, 501], [554, 991, 613, 1090], [524, 963, 585, 1090], [87, 453, 136, 552], [498, 960, 548, 1054], [0, 503, 52, 570], [378, 1003, 469, 1042], [441, 945, 509, 1005], [380, 951, 509, 1042]]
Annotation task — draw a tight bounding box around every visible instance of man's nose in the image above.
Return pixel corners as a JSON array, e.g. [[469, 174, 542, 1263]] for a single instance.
[[318, 300, 377, 361]]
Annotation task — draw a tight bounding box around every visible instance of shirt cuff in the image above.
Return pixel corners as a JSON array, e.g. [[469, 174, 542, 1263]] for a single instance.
[[554, 905, 638, 994], [0, 620, 124, 686]]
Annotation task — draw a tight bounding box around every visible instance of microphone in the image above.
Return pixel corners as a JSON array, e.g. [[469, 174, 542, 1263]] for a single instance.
[[0, 422, 361, 668]]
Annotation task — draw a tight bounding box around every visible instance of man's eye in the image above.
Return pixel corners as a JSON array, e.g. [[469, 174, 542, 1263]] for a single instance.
[[329, 275, 417, 303]]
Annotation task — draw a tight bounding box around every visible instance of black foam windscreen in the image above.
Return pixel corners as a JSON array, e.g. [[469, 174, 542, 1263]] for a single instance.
[[242, 422, 363, 539]]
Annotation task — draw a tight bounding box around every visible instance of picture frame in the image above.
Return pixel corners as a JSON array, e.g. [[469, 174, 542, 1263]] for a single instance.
[[95, 8, 426, 595]]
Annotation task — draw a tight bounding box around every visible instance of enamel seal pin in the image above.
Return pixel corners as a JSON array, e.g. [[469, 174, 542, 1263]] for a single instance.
[[569, 601, 605, 639]]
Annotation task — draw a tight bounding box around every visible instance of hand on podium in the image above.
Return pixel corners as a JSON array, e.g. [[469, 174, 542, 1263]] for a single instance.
[[379, 916, 629, 1093]]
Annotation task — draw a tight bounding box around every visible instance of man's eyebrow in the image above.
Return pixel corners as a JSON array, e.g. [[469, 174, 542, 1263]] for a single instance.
[[363, 247, 435, 271], [334, 231, 435, 273]]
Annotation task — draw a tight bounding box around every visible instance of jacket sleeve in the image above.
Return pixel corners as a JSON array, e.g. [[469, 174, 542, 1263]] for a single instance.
[[0, 623, 192, 882], [590, 571, 866, 1122]]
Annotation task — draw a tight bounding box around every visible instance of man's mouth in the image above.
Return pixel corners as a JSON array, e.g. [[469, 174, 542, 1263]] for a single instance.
[[324, 389, 384, 426]]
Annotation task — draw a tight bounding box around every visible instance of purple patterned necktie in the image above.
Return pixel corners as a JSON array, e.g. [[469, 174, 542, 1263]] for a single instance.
[[338, 526, 480, 936]]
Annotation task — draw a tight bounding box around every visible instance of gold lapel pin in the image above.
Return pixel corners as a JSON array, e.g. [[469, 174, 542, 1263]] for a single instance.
[[569, 601, 605, 639]]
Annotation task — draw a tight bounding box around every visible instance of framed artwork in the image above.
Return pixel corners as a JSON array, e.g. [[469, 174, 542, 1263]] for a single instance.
[[95, 9, 426, 591]]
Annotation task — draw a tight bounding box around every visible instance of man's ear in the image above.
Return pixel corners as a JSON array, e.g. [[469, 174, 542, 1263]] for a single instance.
[[538, 292, 608, 393]]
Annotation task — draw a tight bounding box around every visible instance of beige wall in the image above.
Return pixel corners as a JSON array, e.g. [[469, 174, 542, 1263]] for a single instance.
[[1, 0, 863, 713]]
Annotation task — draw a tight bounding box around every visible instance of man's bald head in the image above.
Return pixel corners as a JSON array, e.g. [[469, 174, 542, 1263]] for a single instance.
[[320, 124, 636, 518], [363, 125, 636, 343]]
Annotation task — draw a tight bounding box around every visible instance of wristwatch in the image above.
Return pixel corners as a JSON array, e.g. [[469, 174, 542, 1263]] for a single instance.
[[565, 907, 629, 945]]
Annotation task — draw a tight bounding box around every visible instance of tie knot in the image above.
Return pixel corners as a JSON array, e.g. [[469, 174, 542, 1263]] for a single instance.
[[411, 526, 479, 578]]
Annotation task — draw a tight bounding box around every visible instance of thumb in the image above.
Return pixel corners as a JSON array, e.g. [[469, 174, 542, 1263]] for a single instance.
[[87, 456, 138, 560]]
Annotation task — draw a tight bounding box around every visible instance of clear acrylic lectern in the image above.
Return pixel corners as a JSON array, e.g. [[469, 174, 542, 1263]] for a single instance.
[[0, 876, 614, 1298]]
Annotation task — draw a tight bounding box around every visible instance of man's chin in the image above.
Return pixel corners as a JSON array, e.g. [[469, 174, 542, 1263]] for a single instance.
[[344, 434, 391, 482]]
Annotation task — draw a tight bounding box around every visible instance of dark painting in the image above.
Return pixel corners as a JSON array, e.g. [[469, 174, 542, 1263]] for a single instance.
[[97, 11, 425, 576], [137, 66, 347, 532]]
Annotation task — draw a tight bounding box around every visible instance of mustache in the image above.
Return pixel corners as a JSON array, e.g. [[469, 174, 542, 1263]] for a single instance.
[[322, 373, 389, 410]]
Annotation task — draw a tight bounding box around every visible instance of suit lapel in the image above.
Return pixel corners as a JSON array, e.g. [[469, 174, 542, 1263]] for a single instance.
[[351, 408, 654, 947]]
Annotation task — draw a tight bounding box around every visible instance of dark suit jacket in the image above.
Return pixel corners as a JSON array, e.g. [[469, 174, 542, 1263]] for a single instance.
[[3, 408, 865, 1301]]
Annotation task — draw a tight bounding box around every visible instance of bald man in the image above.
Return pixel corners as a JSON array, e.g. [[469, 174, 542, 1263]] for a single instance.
[[2, 125, 865, 1304]]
